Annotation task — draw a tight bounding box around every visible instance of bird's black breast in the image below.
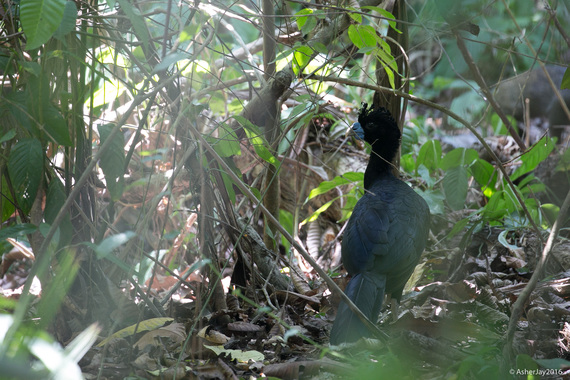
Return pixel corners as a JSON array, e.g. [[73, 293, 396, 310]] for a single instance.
[[341, 173, 430, 297]]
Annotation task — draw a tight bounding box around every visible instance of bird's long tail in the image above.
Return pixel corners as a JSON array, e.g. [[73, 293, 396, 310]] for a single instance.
[[329, 272, 386, 344]]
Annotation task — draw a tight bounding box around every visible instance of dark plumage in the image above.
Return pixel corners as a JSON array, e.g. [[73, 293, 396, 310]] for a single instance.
[[329, 104, 430, 344]]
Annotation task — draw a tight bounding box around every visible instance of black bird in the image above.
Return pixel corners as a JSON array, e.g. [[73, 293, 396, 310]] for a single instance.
[[329, 104, 430, 344]]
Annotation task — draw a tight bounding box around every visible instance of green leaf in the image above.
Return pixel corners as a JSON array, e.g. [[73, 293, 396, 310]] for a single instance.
[[1, 176, 16, 223], [511, 136, 554, 181], [361, 6, 401, 33], [44, 178, 72, 247], [97, 124, 125, 201], [0, 223, 37, 241], [7, 138, 43, 213], [116, 0, 150, 51], [307, 172, 363, 200], [301, 198, 336, 226], [540, 203, 559, 226], [36, 251, 79, 328], [417, 140, 442, 172], [53, 1, 78, 40], [0, 129, 16, 144], [470, 158, 497, 198], [95, 231, 136, 258], [279, 209, 294, 252], [207, 124, 241, 158], [447, 217, 469, 240], [443, 166, 468, 210], [233, 116, 278, 167], [416, 188, 445, 215], [295, 9, 317, 35], [348, 25, 377, 49], [43, 104, 72, 146], [292, 45, 313, 74], [561, 67, 570, 90], [347, 8, 362, 23], [219, 169, 236, 204], [152, 52, 189, 74], [400, 153, 415, 173], [20, 0, 67, 50], [483, 191, 508, 221], [516, 354, 540, 373], [440, 148, 478, 170], [535, 357, 570, 370], [21, 61, 41, 76]]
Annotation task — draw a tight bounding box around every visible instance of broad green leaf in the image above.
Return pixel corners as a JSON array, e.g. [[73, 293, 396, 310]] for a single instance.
[[0, 223, 37, 241], [416, 188, 445, 215], [53, 1, 78, 40], [400, 153, 415, 173], [307, 172, 363, 200], [348, 25, 377, 49], [469, 158, 497, 198], [511, 136, 554, 181], [95, 231, 136, 259], [417, 164, 436, 188], [20, 0, 67, 50], [443, 166, 468, 210], [483, 191, 508, 221], [292, 45, 313, 74], [516, 354, 540, 374], [97, 124, 125, 201], [540, 203, 560, 226], [43, 104, 72, 146], [0, 129, 16, 144], [401, 126, 419, 155], [295, 8, 317, 35], [440, 148, 478, 170], [361, 6, 401, 33], [7, 138, 43, 213], [21, 61, 41, 76], [417, 139, 442, 172], [152, 52, 188, 74], [347, 7, 362, 23]]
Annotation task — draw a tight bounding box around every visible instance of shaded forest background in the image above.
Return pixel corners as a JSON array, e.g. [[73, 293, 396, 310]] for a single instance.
[[1, 0, 570, 378]]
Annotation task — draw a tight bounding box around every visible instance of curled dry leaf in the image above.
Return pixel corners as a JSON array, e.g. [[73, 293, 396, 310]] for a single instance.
[[198, 326, 230, 344]]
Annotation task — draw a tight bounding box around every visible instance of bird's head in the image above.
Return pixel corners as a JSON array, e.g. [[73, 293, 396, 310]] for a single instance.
[[350, 103, 400, 157]]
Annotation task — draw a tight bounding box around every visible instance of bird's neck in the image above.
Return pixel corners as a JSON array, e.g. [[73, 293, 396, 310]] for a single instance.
[[363, 144, 395, 189]]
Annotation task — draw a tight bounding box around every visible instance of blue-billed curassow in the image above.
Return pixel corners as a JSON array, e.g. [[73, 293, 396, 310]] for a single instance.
[[329, 104, 430, 344]]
